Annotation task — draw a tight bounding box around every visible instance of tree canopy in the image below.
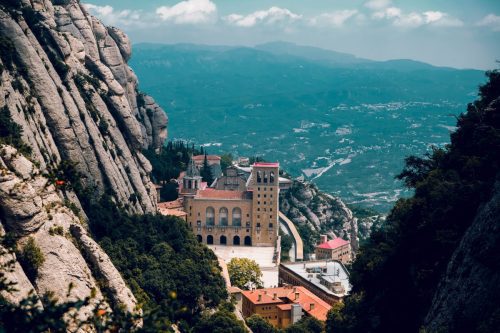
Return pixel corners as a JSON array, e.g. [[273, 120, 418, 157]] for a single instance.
[[227, 258, 263, 290], [326, 70, 500, 332]]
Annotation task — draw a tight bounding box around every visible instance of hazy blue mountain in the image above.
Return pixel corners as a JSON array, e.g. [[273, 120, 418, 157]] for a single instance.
[[130, 42, 485, 212], [254, 41, 371, 65]]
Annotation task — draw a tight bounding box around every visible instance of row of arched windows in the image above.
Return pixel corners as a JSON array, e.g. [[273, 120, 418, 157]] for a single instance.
[[206, 207, 242, 226], [197, 235, 252, 246], [256, 171, 275, 184]]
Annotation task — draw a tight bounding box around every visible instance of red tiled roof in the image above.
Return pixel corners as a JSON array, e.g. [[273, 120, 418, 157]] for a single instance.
[[241, 286, 331, 321], [195, 189, 248, 200], [241, 290, 284, 304], [158, 208, 187, 217], [253, 162, 279, 167], [317, 238, 349, 250], [276, 304, 292, 311], [193, 155, 221, 161], [158, 199, 183, 209]]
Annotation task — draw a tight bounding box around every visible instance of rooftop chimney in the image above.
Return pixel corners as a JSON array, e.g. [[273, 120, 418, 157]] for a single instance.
[[295, 292, 300, 300], [310, 303, 315, 311], [320, 234, 328, 244], [273, 293, 277, 300], [258, 294, 262, 302]]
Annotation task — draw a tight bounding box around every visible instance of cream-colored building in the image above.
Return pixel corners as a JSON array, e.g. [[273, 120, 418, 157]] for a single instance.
[[315, 235, 352, 264], [182, 158, 280, 247]]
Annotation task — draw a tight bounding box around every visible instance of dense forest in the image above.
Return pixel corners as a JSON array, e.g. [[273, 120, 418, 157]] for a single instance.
[[326, 69, 500, 332]]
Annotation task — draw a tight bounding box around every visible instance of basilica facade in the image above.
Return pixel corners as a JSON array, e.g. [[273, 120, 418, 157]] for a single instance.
[[181, 158, 280, 247]]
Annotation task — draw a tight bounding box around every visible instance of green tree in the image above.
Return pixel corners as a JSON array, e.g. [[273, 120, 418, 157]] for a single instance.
[[193, 309, 246, 333], [227, 258, 263, 290], [246, 314, 278, 333], [200, 154, 214, 185], [293, 316, 324, 333], [326, 69, 500, 333], [220, 153, 234, 172]]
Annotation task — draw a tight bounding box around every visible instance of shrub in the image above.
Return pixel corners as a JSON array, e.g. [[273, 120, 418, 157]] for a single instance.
[[49, 225, 64, 236], [19, 237, 45, 280]]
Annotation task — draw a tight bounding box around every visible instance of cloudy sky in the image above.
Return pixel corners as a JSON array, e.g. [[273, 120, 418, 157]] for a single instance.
[[84, 0, 500, 69]]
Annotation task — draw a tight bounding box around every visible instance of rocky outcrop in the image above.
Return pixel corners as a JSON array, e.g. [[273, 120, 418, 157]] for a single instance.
[[424, 179, 500, 332], [0, 145, 139, 318], [0, 0, 167, 214], [280, 180, 360, 254], [0, 0, 164, 323]]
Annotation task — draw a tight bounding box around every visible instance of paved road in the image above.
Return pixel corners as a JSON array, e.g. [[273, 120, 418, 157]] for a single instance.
[[278, 211, 304, 261]]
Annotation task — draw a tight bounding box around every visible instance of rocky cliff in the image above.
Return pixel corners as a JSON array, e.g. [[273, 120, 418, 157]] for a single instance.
[[0, 0, 167, 214], [280, 180, 361, 254], [0, 0, 167, 321], [424, 178, 500, 332]]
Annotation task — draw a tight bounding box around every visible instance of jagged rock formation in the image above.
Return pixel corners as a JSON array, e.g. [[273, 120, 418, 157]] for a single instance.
[[0, 0, 167, 323], [0, 145, 138, 316], [0, 0, 167, 214], [424, 179, 500, 332], [280, 180, 360, 253]]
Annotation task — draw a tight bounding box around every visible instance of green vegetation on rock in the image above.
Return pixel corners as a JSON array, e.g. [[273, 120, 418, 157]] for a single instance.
[[326, 69, 500, 333]]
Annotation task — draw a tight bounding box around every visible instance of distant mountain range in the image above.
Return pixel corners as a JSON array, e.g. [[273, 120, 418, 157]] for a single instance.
[[130, 41, 485, 211]]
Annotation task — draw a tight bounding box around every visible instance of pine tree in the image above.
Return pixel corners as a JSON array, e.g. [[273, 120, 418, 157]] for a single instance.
[[201, 154, 213, 185]]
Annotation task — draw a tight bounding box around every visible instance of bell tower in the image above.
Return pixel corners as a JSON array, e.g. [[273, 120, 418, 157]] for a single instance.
[[250, 162, 279, 246], [183, 155, 202, 194]]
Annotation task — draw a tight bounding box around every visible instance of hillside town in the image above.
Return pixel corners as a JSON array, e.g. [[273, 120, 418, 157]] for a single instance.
[[158, 154, 353, 328]]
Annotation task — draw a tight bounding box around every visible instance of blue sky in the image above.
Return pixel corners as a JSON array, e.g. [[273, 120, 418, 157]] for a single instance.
[[84, 0, 500, 69]]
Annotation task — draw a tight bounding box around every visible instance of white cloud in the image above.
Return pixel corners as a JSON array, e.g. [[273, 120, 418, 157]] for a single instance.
[[424, 11, 463, 27], [224, 7, 301, 28], [364, 0, 391, 10], [84, 4, 143, 27], [476, 14, 500, 31], [156, 0, 217, 24], [85, 4, 114, 16], [372, 7, 462, 28], [310, 10, 359, 27]]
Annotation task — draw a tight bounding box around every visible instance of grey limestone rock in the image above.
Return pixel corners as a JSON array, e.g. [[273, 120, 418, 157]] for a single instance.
[[0, 0, 164, 322]]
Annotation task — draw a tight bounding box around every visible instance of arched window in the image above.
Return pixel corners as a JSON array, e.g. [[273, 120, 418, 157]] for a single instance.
[[206, 207, 215, 225], [233, 236, 240, 245], [220, 235, 227, 245], [207, 235, 214, 245], [257, 171, 262, 183], [196, 235, 203, 243], [244, 236, 252, 246], [270, 171, 275, 183], [263, 172, 268, 183], [232, 207, 242, 226], [219, 207, 228, 226]]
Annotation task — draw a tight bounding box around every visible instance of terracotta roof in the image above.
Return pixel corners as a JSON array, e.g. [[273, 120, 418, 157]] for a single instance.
[[195, 189, 248, 200], [241, 286, 331, 321], [285, 286, 331, 321], [276, 304, 292, 311], [158, 199, 183, 209], [317, 238, 349, 250], [253, 162, 279, 167], [158, 208, 187, 217], [193, 155, 221, 161], [241, 290, 284, 304]]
